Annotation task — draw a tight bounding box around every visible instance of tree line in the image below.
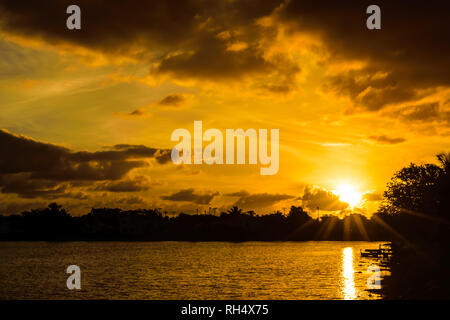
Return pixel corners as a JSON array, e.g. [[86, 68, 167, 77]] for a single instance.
[[0, 153, 449, 245]]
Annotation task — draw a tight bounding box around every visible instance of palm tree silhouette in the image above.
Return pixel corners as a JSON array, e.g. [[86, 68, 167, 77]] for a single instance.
[[227, 206, 243, 215], [437, 152, 450, 174]]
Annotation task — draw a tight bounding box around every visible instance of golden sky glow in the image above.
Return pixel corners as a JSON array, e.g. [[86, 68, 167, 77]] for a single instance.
[[0, 1, 449, 215]]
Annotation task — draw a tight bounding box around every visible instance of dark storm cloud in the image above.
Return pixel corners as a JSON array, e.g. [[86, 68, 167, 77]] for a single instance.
[[0, 0, 284, 50], [1, 0, 448, 104], [383, 101, 450, 127], [117, 195, 146, 205], [395, 102, 450, 125], [300, 186, 349, 211], [0, 173, 63, 198], [368, 135, 406, 145], [0, 129, 168, 198], [400, 102, 440, 122], [0, 130, 151, 181], [276, 0, 450, 110], [154, 149, 172, 164], [71, 144, 159, 162], [128, 109, 145, 116], [0, 173, 89, 199], [225, 190, 294, 208], [0, 129, 69, 175], [127, 94, 188, 117], [94, 176, 151, 193], [158, 94, 186, 107], [0, 0, 207, 50], [157, 33, 274, 80], [161, 188, 219, 205], [31, 160, 147, 182], [0, 0, 288, 81], [72, 144, 172, 165], [325, 70, 424, 111]]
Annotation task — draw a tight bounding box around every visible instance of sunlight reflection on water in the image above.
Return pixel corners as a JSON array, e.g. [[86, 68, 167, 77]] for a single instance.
[[342, 247, 356, 300]]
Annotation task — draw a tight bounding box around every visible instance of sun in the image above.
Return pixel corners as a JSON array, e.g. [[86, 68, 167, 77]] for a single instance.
[[334, 184, 362, 208]]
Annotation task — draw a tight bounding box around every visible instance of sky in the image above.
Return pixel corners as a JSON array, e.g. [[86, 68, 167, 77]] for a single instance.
[[0, 0, 449, 216]]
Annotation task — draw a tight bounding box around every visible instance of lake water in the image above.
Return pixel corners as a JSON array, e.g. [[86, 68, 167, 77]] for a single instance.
[[0, 241, 389, 300]]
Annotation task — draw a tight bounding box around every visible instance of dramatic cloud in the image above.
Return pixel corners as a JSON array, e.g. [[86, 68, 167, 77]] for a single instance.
[[1, 174, 64, 199], [400, 102, 440, 122], [300, 186, 349, 211], [117, 195, 146, 205], [368, 135, 406, 145], [0, 0, 290, 83], [394, 102, 450, 125], [362, 192, 383, 202], [161, 188, 219, 205], [0, 173, 90, 199], [275, 1, 450, 110], [0, 129, 169, 198], [128, 109, 145, 116], [158, 94, 186, 107], [0, 0, 207, 51], [156, 33, 274, 80], [70, 144, 170, 163], [226, 190, 294, 209], [94, 176, 152, 192], [1, 1, 448, 100], [325, 70, 424, 111], [0, 129, 69, 175], [127, 94, 189, 117]]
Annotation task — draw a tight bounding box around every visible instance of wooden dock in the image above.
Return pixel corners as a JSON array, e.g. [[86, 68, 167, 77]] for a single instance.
[[360, 243, 393, 259]]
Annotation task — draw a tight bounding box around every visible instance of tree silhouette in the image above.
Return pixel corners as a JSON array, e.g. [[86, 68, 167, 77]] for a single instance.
[[374, 152, 450, 299], [227, 206, 243, 215], [246, 210, 256, 217], [378, 152, 450, 222], [21, 202, 69, 218], [288, 206, 307, 218], [380, 162, 443, 216], [437, 152, 450, 174], [436, 152, 450, 218]]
